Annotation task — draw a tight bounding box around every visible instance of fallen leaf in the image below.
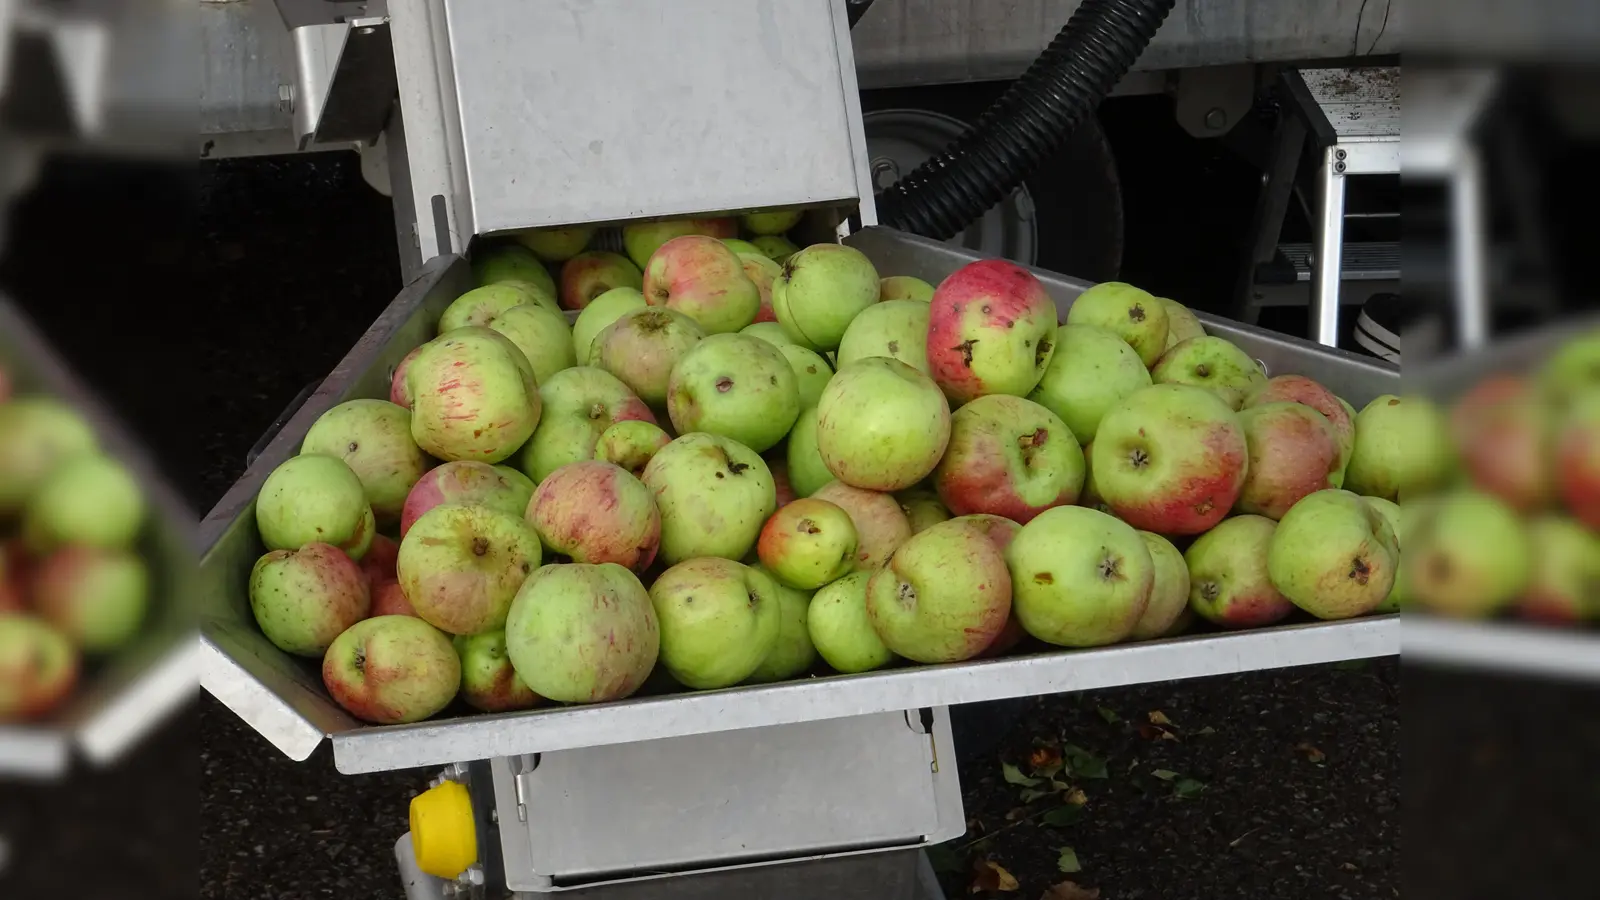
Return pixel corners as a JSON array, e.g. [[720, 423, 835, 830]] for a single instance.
[[1136, 723, 1178, 742], [1048, 778, 1072, 792], [969, 859, 1020, 893], [1197, 725, 1217, 736], [1296, 742, 1327, 763], [1003, 762, 1042, 787], [1173, 777, 1207, 799], [927, 843, 966, 874], [1342, 862, 1359, 871], [1041, 881, 1100, 900], [1042, 805, 1085, 827], [1062, 744, 1108, 779], [1063, 787, 1088, 806], [1056, 846, 1082, 873], [1151, 769, 1179, 781], [1029, 745, 1063, 772], [1096, 706, 1121, 724], [1147, 710, 1175, 726], [1005, 806, 1029, 821], [1019, 787, 1055, 804]]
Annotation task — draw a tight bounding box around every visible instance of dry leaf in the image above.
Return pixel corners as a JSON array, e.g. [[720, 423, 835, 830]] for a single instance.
[[1029, 745, 1064, 772], [1136, 723, 1178, 742], [1063, 787, 1088, 806], [1147, 710, 1174, 726], [1040, 880, 1101, 900], [969, 859, 1020, 893], [1005, 806, 1028, 821], [1296, 742, 1327, 763]]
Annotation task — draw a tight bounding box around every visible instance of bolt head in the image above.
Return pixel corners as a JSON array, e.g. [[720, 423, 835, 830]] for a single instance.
[[1204, 108, 1228, 130]]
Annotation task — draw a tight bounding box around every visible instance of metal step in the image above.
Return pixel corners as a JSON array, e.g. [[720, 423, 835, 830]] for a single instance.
[[1278, 240, 1400, 283]]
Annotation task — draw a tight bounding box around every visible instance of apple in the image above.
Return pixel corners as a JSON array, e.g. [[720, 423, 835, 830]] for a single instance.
[[390, 345, 425, 410], [740, 321, 800, 348], [1448, 375, 1553, 513], [743, 568, 817, 683], [811, 480, 914, 570], [1078, 441, 1112, 515], [769, 457, 798, 507], [933, 394, 1084, 523], [1184, 515, 1294, 628], [739, 252, 784, 324], [1242, 374, 1355, 483], [806, 571, 893, 673], [513, 225, 594, 262], [594, 420, 672, 477], [752, 234, 799, 263], [622, 217, 738, 269], [641, 432, 776, 564], [866, 518, 1011, 663], [1128, 531, 1189, 640], [256, 454, 374, 559], [776, 344, 834, 409], [1158, 297, 1205, 349], [816, 357, 950, 491], [322, 615, 459, 724], [771, 243, 881, 351], [371, 582, 418, 618], [439, 283, 557, 335], [786, 406, 832, 498], [650, 557, 781, 688], [558, 250, 643, 310], [527, 461, 660, 571], [454, 630, 541, 712], [1267, 489, 1399, 619], [573, 287, 648, 362], [1005, 505, 1153, 647], [301, 399, 431, 525], [951, 513, 1027, 657], [723, 238, 765, 257], [400, 460, 534, 538], [0, 614, 78, 719], [667, 333, 800, 453], [1064, 281, 1169, 367], [0, 571, 23, 614], [757, 498, 858, 589], [1028, 324, 1152, 445], [397, 503, 543, 635], [836, 300, 931, 374], [880, 276, 935, 303], [408, 327, 542, 464], [743, 209, 802, 235], [1404, 488, 1531, 619], [32, 546, 149, 653], [1362, 497, 1403, 613], [486, 303, 576, 385], [926, 259, 1058, 403], [1235, 402, 1343, 519], [1553, 388, 1600, 529], [0, 397, 98, 515], [593, 307, 707, 407], [897, 488, 951, 534], [1517, 515, 1600, 623], [1537, 326, 1600, 408], [24, 454, 146, 553], [1150, 336, 1266, 411], [643, 235, 760, 334], [472, 241, 556, 297], [518, 366, 657, 482], [1344, 394, 1455, 502], [248, 542, 370, 656], [503, 563, 659, 703], [1091, 385, 1248, 535]]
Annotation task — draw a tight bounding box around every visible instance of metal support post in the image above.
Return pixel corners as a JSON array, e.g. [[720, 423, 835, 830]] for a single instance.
[[1450, 146, 1490, 349], [1311, 145, 1348, 348]]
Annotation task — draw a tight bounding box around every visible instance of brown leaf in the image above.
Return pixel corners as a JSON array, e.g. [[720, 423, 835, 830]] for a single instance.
[[1295, 742, 1327, 763], [1063, 787, 1088, 806], [1029, 745, 1064, 772], [1040, 880, 1101, 900], [969, 859, 1020, 893], [1136, 723, 1179, 742], [1147, 710, 1174, 726]]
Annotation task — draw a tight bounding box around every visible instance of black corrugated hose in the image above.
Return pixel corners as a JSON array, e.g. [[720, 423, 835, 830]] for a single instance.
[[875, 0, 1178, 240]]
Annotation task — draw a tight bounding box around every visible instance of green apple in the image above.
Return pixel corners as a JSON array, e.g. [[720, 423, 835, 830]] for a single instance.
[[518, 366, 656, 482], [249, 542, 370, 656], [743, 568, 817, 683], [453, 630, 541, 712], [397, 503, 542, 635], [786, 406, 832, 498], [255, 454, 374, 559], [1405, 488, 1531, 619], [1158, 297, 1205, 349], [31, 546, 149, 653], [513, 225, 594, 262], [816, 357, 951, 491], [1517, 514, 1600, 623], [1235, 402, 1343, 519], [1129, 531, 1189, 640], [932, 394, 1084, 523], [1362, 497, 1403, 612], [472, 241, 555, 297], [1537, 326, 1600, 409], [527, 461, 659, 572], [1184, 515, 1294, 627], [302, 399, 430, 525], [757, 498, 858, 589], [807, 571, 892, 673], [622, 217, 738, 269], [743, 209, 802, 235], [739, 252, 785, 325], [0, 613, 78, 719], [740, 321, 800, 348], [1027, 324, 1152, 445], [836, 300, 931, 374], [0, 396, 97, 514], [1344, 394, 1454, 502], [722, 238, 765, 257], [811, 481, 913, 570], [1267, 489, 1399, 619], [24, 454, 146, 554], [668, 334, 799, 452], [573, 287, 648, 362], [865, 518, 1012, 662], [594, 420, 672, 477], [1150, 336, 1267, 411], [400, 460, 532, 538], [896, 488, 951, 534], [1064, 281, 1169, 367], [643, 236, 760, 334], [771, 243, 880, 351], [650, 557, 781, 688], [558, 250, 643, 311], [321, 615, 459, 724], [751, 234, 799, 264], [880, 276, 935, 303], [486, 302, 575, 385], [408, 327, 542, 464], [439, 282, 557, 334], [1005, 505, 1153, 647], [776, 344, 833, 409], [503, 563, 659, 703], [925, 259, 1058, 403], [641, 432, 776, 564], [593, 307, 706, 407]]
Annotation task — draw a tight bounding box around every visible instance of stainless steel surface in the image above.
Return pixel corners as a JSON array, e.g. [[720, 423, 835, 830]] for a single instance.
[[1172, 64, 1253, 139], [288, 13, 397, 148], [199, 0, 299, 157], [1449, 148, 1489, 350], [1311, 145, 1347, 349], [494, 711, 962, 891], [1302, 67, 1399, 142], [849, 0, 1398, 90], [511, 848, 940, 900], [0, 298, 199, 776], [398, 832, 450, 900], [1403, 619, 1600, 683], [201, 226, 1398, 773]]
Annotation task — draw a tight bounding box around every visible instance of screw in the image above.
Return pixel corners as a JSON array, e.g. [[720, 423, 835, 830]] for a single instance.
[[1336, 148, 1347, 160], [870, 157, 901, 191], [1204, 108, 1227, 130], [277, 83, 295, 114], [1334, 161, 1347, 174]]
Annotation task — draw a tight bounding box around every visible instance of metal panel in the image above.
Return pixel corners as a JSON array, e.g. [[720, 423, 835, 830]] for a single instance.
[[199, 0, 298, 157], [200, 226, 1399, 774]]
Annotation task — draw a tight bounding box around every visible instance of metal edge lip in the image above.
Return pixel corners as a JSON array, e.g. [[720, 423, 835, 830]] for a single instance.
[[331, 616, 1399, 774], [199, 637, 326, 761], [1402, 617, 1600, 683], [0, 727, 70, 779]]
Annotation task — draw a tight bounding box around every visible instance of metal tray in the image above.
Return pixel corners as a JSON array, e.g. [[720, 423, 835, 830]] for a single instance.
[[0, 299, 199, 778], [200, 227, 1401, 774]]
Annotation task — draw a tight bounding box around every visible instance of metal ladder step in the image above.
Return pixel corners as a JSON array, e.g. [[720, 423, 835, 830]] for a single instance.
[[1280, 241, 1400, 283]]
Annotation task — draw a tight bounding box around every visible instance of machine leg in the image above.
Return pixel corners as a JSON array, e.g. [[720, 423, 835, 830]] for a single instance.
[[396, 833, 450, 900], [1450, 146, 1490, 350], [1311, 145, 1348, 349]]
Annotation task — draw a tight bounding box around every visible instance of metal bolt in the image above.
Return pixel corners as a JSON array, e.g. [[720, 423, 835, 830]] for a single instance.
[[277, 83, 295, 114], [1334, 161, 1347, 174], [870, 156, 901, 191], [1204, 107, 1228, 130], [1335, 148, 1347, 160], [356, 26, 377, 36], [489, 808, 499, 824]]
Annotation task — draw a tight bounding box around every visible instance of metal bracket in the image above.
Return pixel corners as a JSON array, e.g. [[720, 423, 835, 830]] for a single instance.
[[287, 14, 396, 149], [1173, 64, 1255, 139]]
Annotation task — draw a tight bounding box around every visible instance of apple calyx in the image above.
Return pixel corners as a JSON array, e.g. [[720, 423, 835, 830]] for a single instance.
[[1128, 448, 1151, 469], [1098, 555, 1122, 581], [797, 518, 821, 535], [1350, 556, 1374, 585], [1199, 581, 1220, 602], [472, 537, 489, 557], [1128, 303, 1147, 323], [896, 580, 917, 608], [1194, 364, 1210, 378]]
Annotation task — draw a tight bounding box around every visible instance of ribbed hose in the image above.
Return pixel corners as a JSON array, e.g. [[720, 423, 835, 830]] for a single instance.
[[876, 0, 1177, 240]]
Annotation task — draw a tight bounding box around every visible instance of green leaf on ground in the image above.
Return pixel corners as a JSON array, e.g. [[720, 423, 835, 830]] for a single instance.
[[1042, 806, 1085, 828], [1151, 769, 1179, 781], [1173, 777, 1208, 799], [1096, 706, 1121, 724], [926, 843, 965, 874], [1002, 762, 1041, 787], [1057, 846, 1082, 873], [1020, 787, 1055, 803], [1062, 744, 1108, 779]]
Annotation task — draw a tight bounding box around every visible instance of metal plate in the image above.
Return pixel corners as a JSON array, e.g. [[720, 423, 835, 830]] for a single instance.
[[199, 227, 1399, 774]]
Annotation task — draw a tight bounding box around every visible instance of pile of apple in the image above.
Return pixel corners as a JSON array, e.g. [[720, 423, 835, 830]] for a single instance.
[[0, 365, 153, 721], [246, 211, 1414, 728]]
